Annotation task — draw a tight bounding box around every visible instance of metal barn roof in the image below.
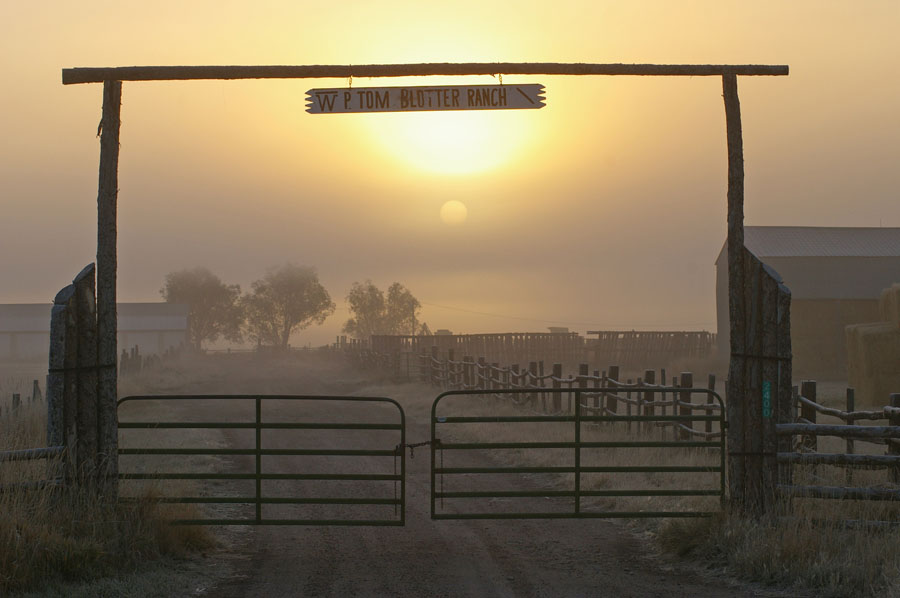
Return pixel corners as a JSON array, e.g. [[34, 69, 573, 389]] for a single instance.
[[716, 226, 900, 264]]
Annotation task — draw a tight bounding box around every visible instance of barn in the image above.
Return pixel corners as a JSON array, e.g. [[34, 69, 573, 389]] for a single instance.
[[715, 226, 900, 379], [0, 303, 189, 363]]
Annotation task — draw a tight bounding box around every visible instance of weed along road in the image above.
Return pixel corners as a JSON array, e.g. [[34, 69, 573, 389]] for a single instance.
[[136, 358, 763, 598]]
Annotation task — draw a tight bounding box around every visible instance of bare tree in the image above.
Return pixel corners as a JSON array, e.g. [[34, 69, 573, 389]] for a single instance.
[[242, 264, 335, 350], [160, 267, 242, 351]]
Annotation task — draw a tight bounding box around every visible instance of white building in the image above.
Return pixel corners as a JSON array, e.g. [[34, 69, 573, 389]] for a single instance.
[[0, 303, 189, 363], [716, 226, 900, 379]]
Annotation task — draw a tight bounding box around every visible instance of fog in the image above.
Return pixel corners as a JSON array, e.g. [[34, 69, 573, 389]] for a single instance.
[[2, 2, 899, 347]]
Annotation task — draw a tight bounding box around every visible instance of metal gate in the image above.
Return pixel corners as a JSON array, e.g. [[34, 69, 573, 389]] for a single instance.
[[117, 395, 405, 526], [430, 387, 725, 519]]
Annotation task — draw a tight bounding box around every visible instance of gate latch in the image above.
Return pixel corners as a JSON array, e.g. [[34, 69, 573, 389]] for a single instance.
[[396, 439, 440, 459]]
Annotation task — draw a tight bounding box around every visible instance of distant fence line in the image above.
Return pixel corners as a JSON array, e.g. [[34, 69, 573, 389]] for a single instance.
[[339, 330, 716, 375]]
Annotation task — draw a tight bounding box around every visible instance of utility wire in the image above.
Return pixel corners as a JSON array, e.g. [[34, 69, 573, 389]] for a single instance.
[[420, 300, 715, 329]]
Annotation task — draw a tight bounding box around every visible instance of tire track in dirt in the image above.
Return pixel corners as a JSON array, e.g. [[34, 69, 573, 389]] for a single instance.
[[205, 395, 758, 598]]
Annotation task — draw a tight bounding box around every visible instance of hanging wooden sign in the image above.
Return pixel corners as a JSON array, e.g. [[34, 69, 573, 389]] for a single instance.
[[305, 84, 545, 114]]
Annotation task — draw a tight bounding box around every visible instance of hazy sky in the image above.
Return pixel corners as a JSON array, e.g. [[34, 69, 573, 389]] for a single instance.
[[2, 2, 899, 346]]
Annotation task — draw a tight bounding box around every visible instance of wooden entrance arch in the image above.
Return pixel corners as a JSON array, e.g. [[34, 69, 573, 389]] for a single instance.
[[62, 62, 789, 511]]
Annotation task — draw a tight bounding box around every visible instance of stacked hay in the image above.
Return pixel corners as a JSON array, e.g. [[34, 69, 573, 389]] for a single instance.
[[880, 284, 900, 328], [847, 285, 900, 405]]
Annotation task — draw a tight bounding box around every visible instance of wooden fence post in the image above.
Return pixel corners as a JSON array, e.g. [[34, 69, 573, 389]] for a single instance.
[[74, 265, 99, 480], [577, 364, 589, 416], [552, 363, 562, 412], [431, 346, 439, 386], [447, 349, 455, 387], [626, 379, 633, 433], [889, 394, 900, 484], [800, 380, 817, 453], [47, 286, 75, 467], [593, 369, 601, 412], [707, 374, 716, 435], [529, 362, 539, 408], [606, 365, 619, 419], [96, 80, 122, 498], [644, 369, 655, 433], [679, 372, 693, 441], [478, 357, 487, 390], [539, 361, 547, 412], [659, 368, 668, 439], [846, 387, 855, 485]]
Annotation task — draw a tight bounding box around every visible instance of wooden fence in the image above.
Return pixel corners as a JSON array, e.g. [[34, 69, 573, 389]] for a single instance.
[[586, 331, 716, 370], [411, 348, 724, 442], [349, 342, 900, 512], [777, 381, 900, 501]]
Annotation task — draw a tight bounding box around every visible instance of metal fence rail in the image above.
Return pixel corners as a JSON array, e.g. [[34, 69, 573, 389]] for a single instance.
[[430, 387, 725, 520], [117, 395, 405, 526]]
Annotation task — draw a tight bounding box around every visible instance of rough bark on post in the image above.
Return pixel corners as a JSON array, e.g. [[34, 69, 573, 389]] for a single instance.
[[47, 286, 75, 451], [74, 264, 99, 479], [723, 73, 748, 512], [97, 80, 122, 496], [775, 275, 793, 490]]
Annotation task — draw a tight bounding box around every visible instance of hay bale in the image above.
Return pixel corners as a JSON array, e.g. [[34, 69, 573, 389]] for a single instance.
[[879, 284, 900, 329], [846, 322, 900, 405]]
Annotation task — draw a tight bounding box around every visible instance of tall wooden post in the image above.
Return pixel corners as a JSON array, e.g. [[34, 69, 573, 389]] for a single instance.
[[97, 80, 122, 495], [723, 74, 748, 511]]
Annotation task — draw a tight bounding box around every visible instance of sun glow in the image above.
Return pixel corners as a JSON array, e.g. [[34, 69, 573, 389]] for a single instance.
[[365, 110, 534, 175], [440, 200, 468, 225]]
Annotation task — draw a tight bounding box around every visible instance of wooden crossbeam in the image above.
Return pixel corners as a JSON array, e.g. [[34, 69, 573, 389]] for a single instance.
[[62, 62, 789, 85]]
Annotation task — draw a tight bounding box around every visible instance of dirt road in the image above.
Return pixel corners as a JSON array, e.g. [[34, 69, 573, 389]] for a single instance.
[[124, 355, 765, 597]]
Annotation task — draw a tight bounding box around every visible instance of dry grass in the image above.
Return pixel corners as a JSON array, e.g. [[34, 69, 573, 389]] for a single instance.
[[0, 390, 213, 594]]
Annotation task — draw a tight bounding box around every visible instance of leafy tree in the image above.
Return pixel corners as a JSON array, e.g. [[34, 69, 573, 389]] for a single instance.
[[242, 264, 335, 350], [343, 280, 428, 338], [160, 267, 243, 351]]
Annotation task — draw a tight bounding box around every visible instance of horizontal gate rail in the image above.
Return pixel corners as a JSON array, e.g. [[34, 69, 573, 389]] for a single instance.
[[117, 394, 405, 526], [431, 387, 725, 520]]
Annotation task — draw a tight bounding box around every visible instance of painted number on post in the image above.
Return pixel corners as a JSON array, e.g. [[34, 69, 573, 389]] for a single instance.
[[762, 381, 772, 418]]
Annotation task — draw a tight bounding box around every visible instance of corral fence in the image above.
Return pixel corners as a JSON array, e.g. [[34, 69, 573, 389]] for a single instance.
[[586, 330, 716, 370], [418, 347, 723, 443], [778, 380, 900, 502], [351, 341, 900, 516], [339, 330, 716, 381]]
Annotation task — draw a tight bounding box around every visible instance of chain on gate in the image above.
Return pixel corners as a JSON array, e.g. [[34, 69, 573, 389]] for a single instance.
[[393, 439, 443, 513]]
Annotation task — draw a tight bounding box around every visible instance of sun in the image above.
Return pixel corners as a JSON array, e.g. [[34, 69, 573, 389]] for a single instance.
[[440, 200, 468, 225], [365, 110, 534, 175]]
